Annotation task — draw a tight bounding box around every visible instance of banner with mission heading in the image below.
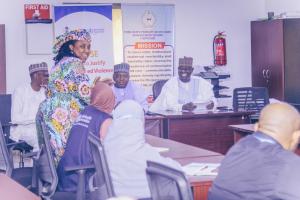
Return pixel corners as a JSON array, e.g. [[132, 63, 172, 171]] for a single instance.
[[122, 4, 175, 93]]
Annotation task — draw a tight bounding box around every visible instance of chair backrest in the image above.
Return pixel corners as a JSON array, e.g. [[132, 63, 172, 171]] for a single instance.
[[146, 161, 194, 200], [0, 94, 12, 140], [0, 121, 13, 176], [36, 122, 58, 198], [88, 133, 115, 200], [0, 94, 11, 123], [233, 87, 269, 119], [152, 80, 168, 100]]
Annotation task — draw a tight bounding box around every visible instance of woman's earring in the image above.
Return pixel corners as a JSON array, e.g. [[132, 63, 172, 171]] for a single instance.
[[70, 51, 74, 55]]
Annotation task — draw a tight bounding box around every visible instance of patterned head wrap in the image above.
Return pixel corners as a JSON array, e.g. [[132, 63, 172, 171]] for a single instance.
[[53, 27, 91, 54]]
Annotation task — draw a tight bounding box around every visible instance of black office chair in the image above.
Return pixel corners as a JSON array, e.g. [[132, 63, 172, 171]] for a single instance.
[[152, 80, 168, 100], [87, 133, 115, 200], [0, 121, 33, 188], [0, 94, 14, 143], [233, 87, 269, 122], [0, 121, 13, 176], [37, 122, 94, 200], [0, 94, 34, 167], [146, 161, 193, 200]]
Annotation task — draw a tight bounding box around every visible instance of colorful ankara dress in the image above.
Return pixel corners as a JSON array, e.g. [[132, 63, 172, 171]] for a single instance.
[[39, 56, 90, 163]]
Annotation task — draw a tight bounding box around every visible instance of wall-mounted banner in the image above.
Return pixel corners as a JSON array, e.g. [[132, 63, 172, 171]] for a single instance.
[[122, 4, 175, 93], [54, 4, 114, 82]]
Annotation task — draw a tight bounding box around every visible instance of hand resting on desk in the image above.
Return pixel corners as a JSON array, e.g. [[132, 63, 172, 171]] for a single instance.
[[193, 100, 214, 111], [182, 102, 197, 111]]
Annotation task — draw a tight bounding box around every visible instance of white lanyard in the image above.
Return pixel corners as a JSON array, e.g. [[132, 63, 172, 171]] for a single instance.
[[253, 133, 277, 145]]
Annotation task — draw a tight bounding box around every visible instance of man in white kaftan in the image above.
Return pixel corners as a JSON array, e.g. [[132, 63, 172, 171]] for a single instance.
[[10, 62, 49, 151], [149, 57, 217, 112]]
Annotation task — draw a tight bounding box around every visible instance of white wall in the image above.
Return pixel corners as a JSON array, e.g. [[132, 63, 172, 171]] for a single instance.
[[174, 0, 265, 106], [1, 0, 265, 107], [266, 0, 300, 16], [0, 0, 54, 93]]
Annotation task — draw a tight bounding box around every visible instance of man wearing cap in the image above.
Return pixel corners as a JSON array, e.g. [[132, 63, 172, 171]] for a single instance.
[[10, 62, 49, 151], [149, 56, 216, 112], [112, 63, 149, 111]]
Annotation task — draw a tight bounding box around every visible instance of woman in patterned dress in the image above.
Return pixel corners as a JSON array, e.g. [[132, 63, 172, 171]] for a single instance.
[[38, 29, 92, 163]]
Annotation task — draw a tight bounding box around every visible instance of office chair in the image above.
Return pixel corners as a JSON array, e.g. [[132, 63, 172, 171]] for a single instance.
[[0, 121, 13, 176], [36, 122, 94, 200], [152, 80, 168, 100], [0, 94, 34, 167], [0, 94, 12, 139], [87, 133, 115, 200], [146, 161, 194, 200], [233, 87, 269, 122], [0, 121, 33, 188]]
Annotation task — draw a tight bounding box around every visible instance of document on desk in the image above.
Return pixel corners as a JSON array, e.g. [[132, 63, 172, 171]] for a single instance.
[[194, 102, 210, 110], [183, 163, 220, 176], [153, 147, 170, 153]]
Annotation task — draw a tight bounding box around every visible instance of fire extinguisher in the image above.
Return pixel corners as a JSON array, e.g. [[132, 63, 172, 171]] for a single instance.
[[213, 32, 227, 66]]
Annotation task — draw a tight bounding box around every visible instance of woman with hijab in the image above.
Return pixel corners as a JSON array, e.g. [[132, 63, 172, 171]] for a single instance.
[[56, 82, 115, 192], [38, 28, 92, 163], [104, 100, 182, 199]]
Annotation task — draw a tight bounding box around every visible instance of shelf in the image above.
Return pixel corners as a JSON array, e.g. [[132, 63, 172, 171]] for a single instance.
[[213, 85, 229, 90], [216, 94, 232, 98]]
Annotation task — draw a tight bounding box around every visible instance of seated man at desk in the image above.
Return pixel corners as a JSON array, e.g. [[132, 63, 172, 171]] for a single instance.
[[209, 103, 300, 200], [149, 56, 216, 112], [112, 62, 149, 111], [10, 62, 49, 151]]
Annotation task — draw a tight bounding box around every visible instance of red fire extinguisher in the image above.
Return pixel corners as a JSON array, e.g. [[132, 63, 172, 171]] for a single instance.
[[213, 32, 227, 66]]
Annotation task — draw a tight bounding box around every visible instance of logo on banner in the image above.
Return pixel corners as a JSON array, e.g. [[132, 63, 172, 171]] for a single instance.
[[142, 10, 156, 28]]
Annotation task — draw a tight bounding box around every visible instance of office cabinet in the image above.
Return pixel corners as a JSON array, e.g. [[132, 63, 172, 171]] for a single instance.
[[251, 19, 300, 109]]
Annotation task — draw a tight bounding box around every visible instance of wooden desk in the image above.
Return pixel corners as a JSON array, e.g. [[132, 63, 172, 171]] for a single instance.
[[146, 135, 224, 200], [145, 115, 164, 137], [229, 124, 254, 142], [178, 156, 223, 200], [152, 110, 252, 154], [146, 134, 221, 159], [229, 124, 300, 155], [0, 174, 40, 200]]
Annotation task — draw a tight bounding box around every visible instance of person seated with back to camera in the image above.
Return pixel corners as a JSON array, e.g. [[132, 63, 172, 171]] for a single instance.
[[112, 62, 149, 111], [149, 56, 217, 112], [209, 103, 300, 200], [104, 100, 183, 199], [10, 62, 49, 151], [56, 82, 115, 192]]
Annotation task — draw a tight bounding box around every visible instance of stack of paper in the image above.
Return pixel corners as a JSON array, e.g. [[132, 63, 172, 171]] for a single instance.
[[182, 163, 220, 176]]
